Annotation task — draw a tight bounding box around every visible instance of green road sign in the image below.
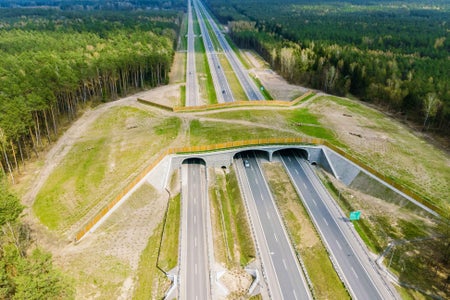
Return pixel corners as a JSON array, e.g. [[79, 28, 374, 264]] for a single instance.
[[349, 211, 361, 221]]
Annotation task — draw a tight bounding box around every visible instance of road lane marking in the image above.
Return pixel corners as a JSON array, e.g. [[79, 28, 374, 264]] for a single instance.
[[195, 263, 198, 275], [303, 183, 307, 189], [266, 212, 271, 220], [194, 215, 197, 224], [336, 240, 342, 250], [194, 237, 197, 248], [255, 178, 259, 185], [274, 232, 278, 242], [312, 199, 317, 206], [194, 197, 197, 204], [293, 289, 298, 300], [323, 217, 329, 226], [288, 156, 292, 162], [351, 267, 359, 279], [294, 169, 299, 175], [283, 259, 288, 270]]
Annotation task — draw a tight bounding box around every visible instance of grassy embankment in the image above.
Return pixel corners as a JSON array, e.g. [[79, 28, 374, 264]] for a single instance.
[[133, 220, 170, 300], [33, 107, 181, 232], [318, 169, 448, 298], [263, 162, 349, 299], [313, 95, 449, 211], [158, 193, 181, 272], [135, 171, 181, 299], [193, 7, 217, 104]]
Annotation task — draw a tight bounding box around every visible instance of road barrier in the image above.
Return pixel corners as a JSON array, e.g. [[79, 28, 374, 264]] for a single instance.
[[137, 91, 314, 113], [74, 136, 441, 242]]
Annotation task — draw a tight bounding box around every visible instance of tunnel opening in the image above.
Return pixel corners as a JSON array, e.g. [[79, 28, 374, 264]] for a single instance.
[[181, 157, 206, 166], [273, 148, 309, 161], [233, 149, 270, 162]]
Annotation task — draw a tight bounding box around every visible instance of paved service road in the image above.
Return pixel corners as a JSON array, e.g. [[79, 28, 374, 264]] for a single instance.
[[280, 150, 397, 300], [192, 0, 234, 103], [195, 0, 265, 101], [186, 0, 199, 106], [179, 159, 211, 300], [237, 152, 312, 300]]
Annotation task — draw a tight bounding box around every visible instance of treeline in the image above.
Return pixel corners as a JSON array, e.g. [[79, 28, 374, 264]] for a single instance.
[[0, 9, 181, 179], [0, 176, 73, 299], [206, 0, 450, 136], [0, 0, 186, 10]]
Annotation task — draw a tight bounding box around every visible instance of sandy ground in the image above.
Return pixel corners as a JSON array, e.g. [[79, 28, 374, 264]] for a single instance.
[[244, 50, 309, 100]]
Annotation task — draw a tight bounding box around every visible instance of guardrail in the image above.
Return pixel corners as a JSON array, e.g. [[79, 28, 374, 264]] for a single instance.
[[74, 136, 441, 242]]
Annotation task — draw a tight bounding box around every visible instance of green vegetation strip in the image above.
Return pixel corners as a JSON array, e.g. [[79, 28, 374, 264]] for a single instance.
[[218, 54, 248, 101], [180, 85, 186, 107], [158, 193, 181, 272], [193, 6, 217, 104], [263, 162, 349, 299], [210, 168, 255, 267], [251, 75, 273, 100], [133, 221, 170, 299], [224, 35, 251, 69]]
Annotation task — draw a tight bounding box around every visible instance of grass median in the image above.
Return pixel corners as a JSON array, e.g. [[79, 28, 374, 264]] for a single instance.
[[210, 168, 255, 267], [263, 162, 349, 299]]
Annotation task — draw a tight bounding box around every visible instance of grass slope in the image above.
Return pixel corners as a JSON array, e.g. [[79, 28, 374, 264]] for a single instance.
[[34, 106, 180, 232]]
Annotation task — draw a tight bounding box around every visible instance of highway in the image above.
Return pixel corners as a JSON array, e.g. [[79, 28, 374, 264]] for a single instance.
[[192, 0, 234, 103], [237, 152, 312, 300], [195, 0, 265, 101], [279, 150, 397, 300], [186, 0, 199, 106], [179, 159, 211, 299]]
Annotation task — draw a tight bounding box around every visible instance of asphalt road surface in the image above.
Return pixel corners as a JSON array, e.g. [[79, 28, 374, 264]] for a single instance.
[[195, 0, 265, 101], [192, 0, 234, 103], [186, 0, 199, 106], [179, 159, 211, 299], [238, 152, 312, 300], [280, 150, 396, 300]]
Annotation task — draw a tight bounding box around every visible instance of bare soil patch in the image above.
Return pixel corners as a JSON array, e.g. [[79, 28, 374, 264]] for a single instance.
[[245, 51, 308, 101], [138, 83, 182, 107], [220, 268, 252, 299], [56, 183, 167, 299], [169, 51, 186, 84]]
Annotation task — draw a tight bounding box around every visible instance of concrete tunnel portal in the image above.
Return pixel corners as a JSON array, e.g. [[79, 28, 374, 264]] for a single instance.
[[181, 157, 206, 166], [273, 148, 311, 163], [170, 145, 320, 172], [233, 149, 271, 161]]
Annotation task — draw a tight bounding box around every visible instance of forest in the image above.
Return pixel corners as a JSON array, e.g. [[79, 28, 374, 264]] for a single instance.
[[205, 0, 450, 135], [0, 0, 187, 10], [0, 6, 181, 182], [1, 174, 72, 299], [0, 2, 182, 297]]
